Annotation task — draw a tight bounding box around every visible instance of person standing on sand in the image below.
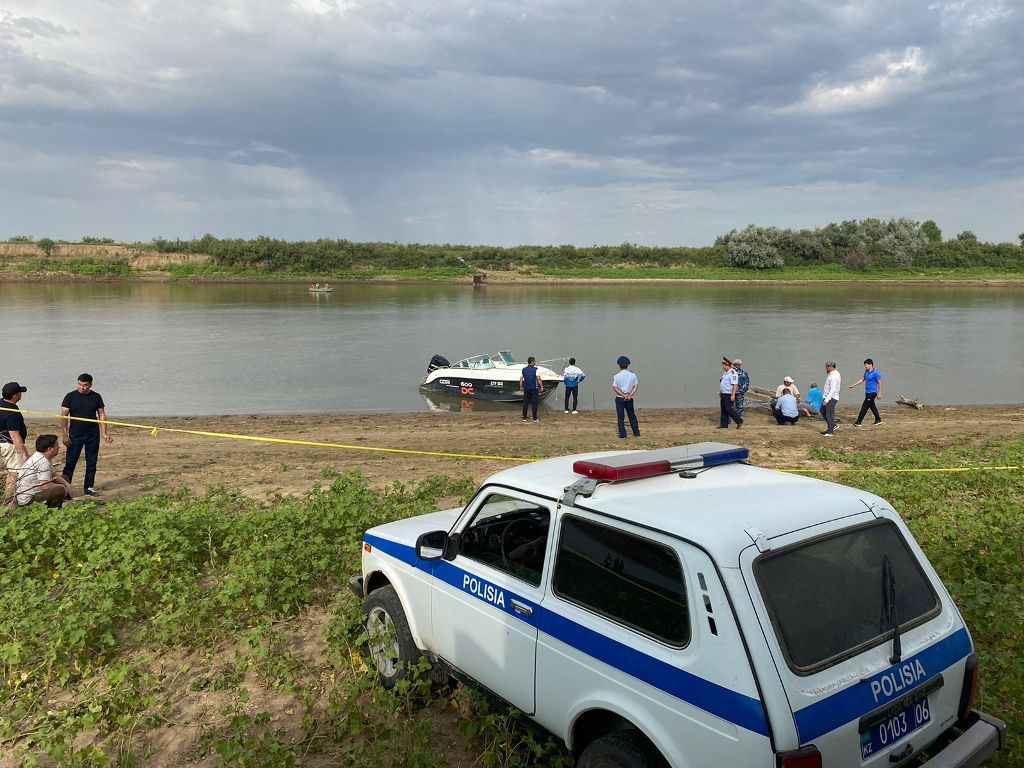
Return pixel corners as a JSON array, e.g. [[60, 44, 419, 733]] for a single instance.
[[519, 357, 544, 423], [732, 359, 750, 421], [612, 356, 640, 438], [849, 358, 884, 427], [562, 358, 585, 414], [60, 373, 113, 497], [718, 358, 743, 429], [1, 382, 30, 499], [820, 361, 841, 436]]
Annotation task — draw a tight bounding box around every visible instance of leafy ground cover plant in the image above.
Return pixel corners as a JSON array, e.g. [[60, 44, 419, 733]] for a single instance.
[[2, 442, 1020, 767]]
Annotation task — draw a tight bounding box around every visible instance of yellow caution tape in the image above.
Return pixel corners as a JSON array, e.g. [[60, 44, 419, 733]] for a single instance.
[[1, 406, 534, 462], [779, 466, 1021, 474]]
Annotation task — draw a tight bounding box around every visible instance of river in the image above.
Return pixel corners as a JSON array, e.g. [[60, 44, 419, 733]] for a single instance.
[[1, 281, 1021, 416]]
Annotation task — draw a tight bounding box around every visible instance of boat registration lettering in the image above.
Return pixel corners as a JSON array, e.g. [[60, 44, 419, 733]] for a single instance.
[[462, 574, 506, 609]]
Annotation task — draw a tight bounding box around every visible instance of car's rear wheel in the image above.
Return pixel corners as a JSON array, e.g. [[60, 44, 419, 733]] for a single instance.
[[577, 730, 668, 768], [364, 585, 421, 688]]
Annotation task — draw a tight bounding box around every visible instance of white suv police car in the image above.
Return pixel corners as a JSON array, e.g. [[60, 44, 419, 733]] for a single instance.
[[350, 443, 1006, 768]]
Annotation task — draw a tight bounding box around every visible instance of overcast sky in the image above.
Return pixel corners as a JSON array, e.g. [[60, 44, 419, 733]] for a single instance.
[[1, 0, 1021, 246]]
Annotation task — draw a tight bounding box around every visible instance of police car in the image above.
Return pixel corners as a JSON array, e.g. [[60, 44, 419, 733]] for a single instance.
[[349, 443, 1006, 767]]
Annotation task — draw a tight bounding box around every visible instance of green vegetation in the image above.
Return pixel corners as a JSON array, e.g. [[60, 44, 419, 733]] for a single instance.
[[1, 439, 1021, 766], [0, 473, 573, 767], [3, 220, 1022, 281], [14, 259, 134, 278]]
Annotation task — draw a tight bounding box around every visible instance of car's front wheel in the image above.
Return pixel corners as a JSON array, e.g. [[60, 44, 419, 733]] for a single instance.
[[364, 585, 421, 689], [577, 730, 669, 768]]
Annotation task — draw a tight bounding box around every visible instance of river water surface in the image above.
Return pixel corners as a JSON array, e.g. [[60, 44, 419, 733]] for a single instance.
[[1, 281, 1021, 416]]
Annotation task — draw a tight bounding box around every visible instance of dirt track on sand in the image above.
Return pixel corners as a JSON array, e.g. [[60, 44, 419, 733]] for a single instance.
[[22, 403, 1024, 500]]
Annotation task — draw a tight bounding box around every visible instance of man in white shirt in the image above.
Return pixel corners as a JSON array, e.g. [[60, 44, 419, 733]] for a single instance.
[[612, 356, 640, 438], [16, 434, 73, 508], [562, 358, 586, 414], [820, 361, 842, 437]]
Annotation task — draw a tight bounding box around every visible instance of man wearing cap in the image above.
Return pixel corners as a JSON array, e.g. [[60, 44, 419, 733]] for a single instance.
[[718, 358, 743, 429], [732, 359, 750, 421], [519, 356, 544, 423], [1, 382, 30, 499], [773, 376, 801, 401], [612, 356, 640, 438], [60, 373, 113, 497], [820, 361, 841, 436]]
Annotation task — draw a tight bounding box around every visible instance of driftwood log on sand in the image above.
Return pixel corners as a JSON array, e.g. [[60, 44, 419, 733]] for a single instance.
[[897, 394, 924, 410]]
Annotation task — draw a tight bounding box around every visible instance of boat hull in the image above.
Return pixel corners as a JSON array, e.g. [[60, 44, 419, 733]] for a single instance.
[[420, 375, 560, 402]]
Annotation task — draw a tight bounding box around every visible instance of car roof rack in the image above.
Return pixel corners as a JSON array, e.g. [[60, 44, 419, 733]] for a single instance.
[[561, 443, 749, 506]]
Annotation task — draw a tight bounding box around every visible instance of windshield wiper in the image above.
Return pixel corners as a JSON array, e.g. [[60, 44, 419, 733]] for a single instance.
[[880, 554, 902, 664]]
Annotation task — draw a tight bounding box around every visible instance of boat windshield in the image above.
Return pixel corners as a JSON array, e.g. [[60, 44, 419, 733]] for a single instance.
[[495, 351, 517, 365], [452, 354, 495, 370]]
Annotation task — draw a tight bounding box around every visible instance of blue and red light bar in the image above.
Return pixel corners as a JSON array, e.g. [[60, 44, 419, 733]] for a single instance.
[[573, 443, 749, 482]]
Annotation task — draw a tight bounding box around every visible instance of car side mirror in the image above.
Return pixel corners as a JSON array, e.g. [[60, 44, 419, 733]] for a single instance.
[[416, 530, 448, 561]]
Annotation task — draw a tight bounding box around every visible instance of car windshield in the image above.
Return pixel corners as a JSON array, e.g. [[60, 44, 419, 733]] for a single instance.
[[754, 520, 939, 674]]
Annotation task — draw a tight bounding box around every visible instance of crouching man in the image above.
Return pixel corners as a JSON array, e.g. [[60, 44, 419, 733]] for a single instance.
[[772, 388, 801, 426], [16, 434, 73, 508]]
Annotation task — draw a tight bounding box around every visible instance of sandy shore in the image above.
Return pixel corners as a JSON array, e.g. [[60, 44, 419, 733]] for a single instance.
[[20, 404, 1024, 501]]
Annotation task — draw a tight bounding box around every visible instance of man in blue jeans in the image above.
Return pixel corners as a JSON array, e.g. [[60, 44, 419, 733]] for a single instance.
[[519, 357, 544, 422], [612, 356, 640, 438], [60, 373, 113, 497]]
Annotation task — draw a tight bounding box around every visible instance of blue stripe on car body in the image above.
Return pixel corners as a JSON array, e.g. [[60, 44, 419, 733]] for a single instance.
[[363, 534, 969, 744], [793, 627, 971, 742]]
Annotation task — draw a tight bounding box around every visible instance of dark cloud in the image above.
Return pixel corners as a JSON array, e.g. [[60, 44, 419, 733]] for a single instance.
[[0, 0, 1021, 244]]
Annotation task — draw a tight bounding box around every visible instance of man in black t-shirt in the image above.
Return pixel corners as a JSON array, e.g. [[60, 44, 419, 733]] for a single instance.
[[60, 373, 113, 497], [2, 381, 30, 498]]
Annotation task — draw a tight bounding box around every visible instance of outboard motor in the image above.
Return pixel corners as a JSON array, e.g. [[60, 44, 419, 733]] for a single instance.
[[427, 354, 450, 374]]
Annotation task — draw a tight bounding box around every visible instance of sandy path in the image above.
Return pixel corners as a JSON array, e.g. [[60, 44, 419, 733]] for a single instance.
[[20, 403, 1023, 501]]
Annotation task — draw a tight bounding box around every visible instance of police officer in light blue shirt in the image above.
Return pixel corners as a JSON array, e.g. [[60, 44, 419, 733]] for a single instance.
[[773, 389, 800, 425], [718, 357, 743, 429], [612, 356, 640, 438]]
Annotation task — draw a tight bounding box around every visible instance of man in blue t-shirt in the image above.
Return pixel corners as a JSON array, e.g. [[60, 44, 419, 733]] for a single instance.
[[60, 373, 113, 496], [849, 358, 885, 427], [519, 357, 544, 422], [800, 382, 824, 419]]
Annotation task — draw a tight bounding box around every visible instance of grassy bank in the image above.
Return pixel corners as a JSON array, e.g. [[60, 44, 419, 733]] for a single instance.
[[1, 440, 1022, 766], [4, 256, 1024, 284]]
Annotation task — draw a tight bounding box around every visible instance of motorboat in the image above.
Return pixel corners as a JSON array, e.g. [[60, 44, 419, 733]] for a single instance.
[[308, 284, 333, 293], [420, 351, 562, 402]]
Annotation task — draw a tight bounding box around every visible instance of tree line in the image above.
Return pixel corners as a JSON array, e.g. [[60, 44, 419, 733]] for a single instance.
[[6, 220, 1023, 272]]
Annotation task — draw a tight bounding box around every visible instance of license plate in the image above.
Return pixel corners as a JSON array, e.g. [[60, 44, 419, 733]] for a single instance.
[[860, 693, 931, 760]]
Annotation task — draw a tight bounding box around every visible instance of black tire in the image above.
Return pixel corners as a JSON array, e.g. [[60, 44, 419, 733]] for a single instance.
[[577, 730, 669, 768], [363, 585, 422, 689]]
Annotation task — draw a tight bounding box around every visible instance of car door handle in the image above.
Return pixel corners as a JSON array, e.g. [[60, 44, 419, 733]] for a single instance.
[[511, 599, 533, 617]]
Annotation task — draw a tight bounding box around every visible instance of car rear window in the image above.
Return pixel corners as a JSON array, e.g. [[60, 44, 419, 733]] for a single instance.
[[755, 520, 940, 674]]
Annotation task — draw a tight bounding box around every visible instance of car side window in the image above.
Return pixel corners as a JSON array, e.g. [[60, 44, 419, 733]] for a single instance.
[[460, 493, 550, 587], [553, 516, 690, 646]]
